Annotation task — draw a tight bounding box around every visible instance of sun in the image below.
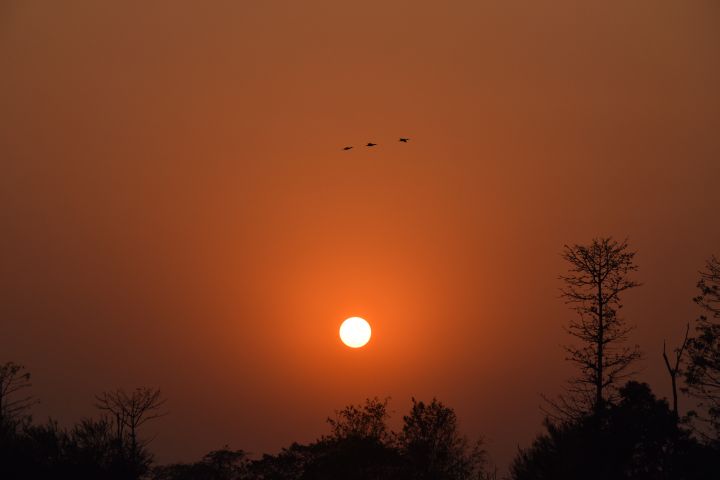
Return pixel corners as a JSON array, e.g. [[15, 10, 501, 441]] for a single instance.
[[339, 317, 371, 348]]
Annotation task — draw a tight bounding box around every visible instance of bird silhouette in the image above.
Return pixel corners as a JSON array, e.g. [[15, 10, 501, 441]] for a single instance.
[[366, 142, 377, 147], [399, 138, 410, 142], [343, 146, 353, 150]]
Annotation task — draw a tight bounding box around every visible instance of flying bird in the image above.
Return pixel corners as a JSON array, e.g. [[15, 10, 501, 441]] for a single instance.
[[343, 146, 353, 150], [366, 142, 377, 147], [399, 138, 410, 142]]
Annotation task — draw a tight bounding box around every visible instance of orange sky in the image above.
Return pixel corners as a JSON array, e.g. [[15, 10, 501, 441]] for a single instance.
[[1, 0, 719, 470]]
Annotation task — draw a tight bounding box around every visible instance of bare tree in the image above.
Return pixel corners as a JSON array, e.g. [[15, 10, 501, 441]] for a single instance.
[[684, 255, 720, 440], [550, 237, 642, 418], [663, 323, 689, 419], [96, 387, 167, 474], [0, 361, 36, 431]]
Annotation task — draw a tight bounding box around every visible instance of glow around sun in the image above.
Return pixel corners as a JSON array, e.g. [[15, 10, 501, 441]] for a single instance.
[[339, 317, 371, 348]]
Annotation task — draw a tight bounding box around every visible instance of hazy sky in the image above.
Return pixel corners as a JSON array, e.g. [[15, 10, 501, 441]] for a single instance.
[[1, 0, 719, 471]]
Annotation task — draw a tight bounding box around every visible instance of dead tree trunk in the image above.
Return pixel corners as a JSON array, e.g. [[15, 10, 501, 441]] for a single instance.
[[663, 323, 690, 419]]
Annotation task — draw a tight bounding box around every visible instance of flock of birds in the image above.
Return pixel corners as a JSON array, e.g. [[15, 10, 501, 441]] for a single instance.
[[342, 138, 410, 150]]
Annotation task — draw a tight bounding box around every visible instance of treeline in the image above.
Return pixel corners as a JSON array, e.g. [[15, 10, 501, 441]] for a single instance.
[[0, 383, 164, 479], [513, 239, 720, 478], [1, 237, 720, 479], [0, 391, 489, 480]]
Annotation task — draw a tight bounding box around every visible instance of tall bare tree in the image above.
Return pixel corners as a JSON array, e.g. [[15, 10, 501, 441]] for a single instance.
[[554, 237, 642, 418], [96, 387, 167, 475], [684, 255, 720, 440], [0, 361, 36, 431]]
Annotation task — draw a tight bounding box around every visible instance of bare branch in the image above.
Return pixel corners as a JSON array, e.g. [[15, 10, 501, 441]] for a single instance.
[[0, 362, 37, 430]]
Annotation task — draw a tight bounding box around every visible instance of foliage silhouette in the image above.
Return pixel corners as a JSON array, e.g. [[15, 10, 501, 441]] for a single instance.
[[684, 255, 720, 445], [0, 415, 153, 480], [153, 448, 250, 480], [243, 397, 488, 480], [513, 381, 719, 480], [399, 397, 487, 480], [326, 396, 391, 443]]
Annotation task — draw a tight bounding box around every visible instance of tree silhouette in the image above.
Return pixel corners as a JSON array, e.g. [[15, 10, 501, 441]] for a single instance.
[[96, 387, 166, 478], [548, 237, 642, 418], [684, 255, 720, 443], [249, 442, 315, 480], [399, 398, 487, 480], [18, 419, 67, 478], [0, 362, 36, 433], [326, 396, 391, 442], [513, 381, 717, 480], [308, 397, 400, 480], [65, 417, 120, 478], [153, 448, 250, 480], [246, 397, 490, 480]]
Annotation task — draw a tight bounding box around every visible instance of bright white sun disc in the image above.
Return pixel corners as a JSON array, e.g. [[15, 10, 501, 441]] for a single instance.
[[339, 317, 371, 348]]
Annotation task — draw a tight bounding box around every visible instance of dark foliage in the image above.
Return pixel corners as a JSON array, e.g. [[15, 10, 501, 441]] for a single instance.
[[153, 449, 250, 480], [326, 396, 391, 443], [0, 416, 152, 480], [513, 381, 719, 480], [399, 398, 487, 480], [246, 397, 486, 480], [684, 255, 720, 444]]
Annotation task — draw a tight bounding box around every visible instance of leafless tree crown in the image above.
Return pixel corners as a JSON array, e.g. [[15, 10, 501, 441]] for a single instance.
[[95, 386, 167, 459], [0, 362, 36, 430], [549, 237, 642, 418]]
